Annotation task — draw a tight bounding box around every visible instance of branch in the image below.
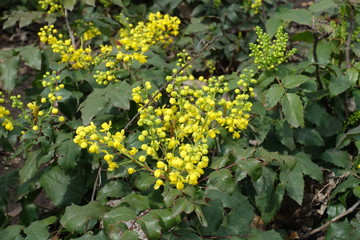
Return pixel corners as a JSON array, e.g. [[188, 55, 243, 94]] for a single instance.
[[306, 199, 360, 237], [124, 36, 219, 130], [345, 2, 355, 69], [64, 9, 76, 47]]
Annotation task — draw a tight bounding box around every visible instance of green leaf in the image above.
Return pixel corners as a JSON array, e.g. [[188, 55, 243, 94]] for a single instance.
[[106, 81, 132, 109], [208, 169, 237, 195], [70, 230, 108, 240], [254, 167, 284, 223], [331, 176, 360, 198], [291, 31, 314, 43], [325, 221, 353, 240], [282, 75, 310, 88], [329, 74, 352, 97], [309, 0, 337, 13], [266, 16, 283, 37], [18, 12, 43, 28], [152, 209, 181, 231], [305, 102, 329, 126], [353, 186, 360, 198], [137, 211, 162, 239], [134, 172, 157, 191], [162, 187, 182, 208], [173, 197, 195, 215], [79, 81, 131, 124], [346, 67, 359, 85], [19, 150, 41, 184], [39, 166, 86, 206], [200, 199, 223, 235], [23, 221, 50, 240], [97, 180, 132, 204], [266, 84, 284, 108], [79, 89, 109, 125], [64, 0, 77, 11], [279, 9, 312, 26], [281, 93, 304, 128], [60, 201, 107, 233], [0, 56, 19, 93], [103, 206, 136, 239], [184, 18, 209, 34], [275, 120, 295, 150], [295, 128, 324, 146], [280, 164, 304, 205], [18, 44, 41, 70], [248, 228, 283, 240], [56, 138, 81, 171], [121, 194, 150, 212], [210, 152, 233, 169], [236, 158, 262, 181], [295, 152, 323, 182], [84, 0, 96, 6], [336, 126, 360, 149], [321, 150, 351, 168], [0, 225, 24, 240]]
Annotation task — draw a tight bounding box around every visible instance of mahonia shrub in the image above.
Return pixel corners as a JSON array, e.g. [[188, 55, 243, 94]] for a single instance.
[[73, 50, 256, 190]]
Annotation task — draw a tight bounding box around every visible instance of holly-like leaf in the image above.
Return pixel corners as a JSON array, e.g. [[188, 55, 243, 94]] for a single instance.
[[321, 150, 351, 168], [60, 201, 107, 233], [254, 167, 285, 223], [281, 93, 304, 128], [266, 84, 284, 108], [295, 152, 323, 182], [282, 75, 310, 88], [103, 206, 136, 239], [208, 169, 237, 195], [64, 0, 77, 11], [56, 137, 81, 171], [295, 128, 324, 146], [39, 166, 86, 206], [18, 44, 41, 70], [19, 150, 41, 184], [97, 180, 132, 204], [0, 56, 19, 93], [23, 221, 50, 240], [280, 164, 304, 205], [137, 211, 162, 239]]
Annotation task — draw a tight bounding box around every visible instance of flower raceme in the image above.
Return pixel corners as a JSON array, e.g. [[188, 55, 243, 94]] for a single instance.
[[38, 12, 180, 84], [74, 51, 256, 190], [249, 26, 296, 71], [0, 71, 66, 132]]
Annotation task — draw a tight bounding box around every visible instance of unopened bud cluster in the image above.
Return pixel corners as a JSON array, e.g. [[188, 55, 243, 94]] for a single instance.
[[249, 26, 296, 70]]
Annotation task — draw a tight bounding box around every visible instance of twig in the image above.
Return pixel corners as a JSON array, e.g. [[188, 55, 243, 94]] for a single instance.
[[345, 1, 355, 69], [306, 199, 360, 237], [64, 9, 76, 47], [91, 166, 102, 201], [124, 36, 220, 130]]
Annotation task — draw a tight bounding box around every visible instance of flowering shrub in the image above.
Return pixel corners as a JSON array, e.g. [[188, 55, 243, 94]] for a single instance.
[[1, 0, 360, 239]]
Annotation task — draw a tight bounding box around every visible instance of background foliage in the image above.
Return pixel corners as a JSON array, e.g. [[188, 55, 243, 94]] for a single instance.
[[1, 0, 360, 239]]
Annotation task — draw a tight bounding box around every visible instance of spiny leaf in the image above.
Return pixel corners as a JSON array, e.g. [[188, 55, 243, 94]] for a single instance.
[[60, 201, 107, 233], [281, 93, 304, 128]]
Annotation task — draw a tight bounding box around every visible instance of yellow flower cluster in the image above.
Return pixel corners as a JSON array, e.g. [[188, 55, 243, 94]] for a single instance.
[[0, 92, 13, 131], [74, 51, 256, 190], [73, 122, 128, 171], [39, 0, 62, 13], [82, 23, 102, 42], [38, 25, 93, 69], [250, 0, 262, 14], [94, 12, 181, 85]]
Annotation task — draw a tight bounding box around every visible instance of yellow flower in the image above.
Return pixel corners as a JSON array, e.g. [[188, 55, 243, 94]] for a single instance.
[[100, 121, 112, 132]]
